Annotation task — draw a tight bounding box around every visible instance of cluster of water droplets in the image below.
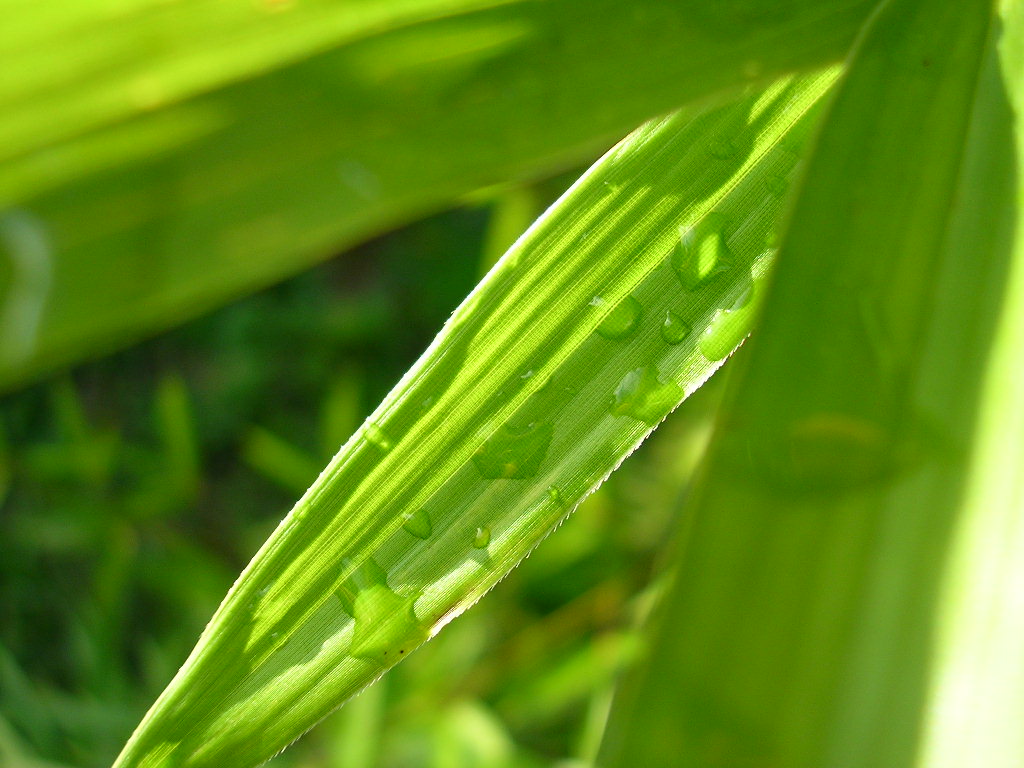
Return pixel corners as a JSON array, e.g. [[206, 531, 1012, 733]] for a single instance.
[[334, 472, 572, 666], [318, 198, 786, 669]]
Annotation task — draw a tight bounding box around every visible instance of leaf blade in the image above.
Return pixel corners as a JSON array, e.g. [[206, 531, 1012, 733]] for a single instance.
[[113, 71, 839, 768], [600, 1, 1009, 766]]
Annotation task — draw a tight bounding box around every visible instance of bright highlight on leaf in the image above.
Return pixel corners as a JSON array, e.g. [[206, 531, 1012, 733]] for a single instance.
[[113, 71, 839, 767], [601, 0, 1018, 765]]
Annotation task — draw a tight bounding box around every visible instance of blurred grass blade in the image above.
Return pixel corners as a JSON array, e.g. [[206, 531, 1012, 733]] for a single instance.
[[0, 0, 878, 392], [601, 1, 1009, 766], [113, 71, 839, 768], [918, 0, 1024, 763]]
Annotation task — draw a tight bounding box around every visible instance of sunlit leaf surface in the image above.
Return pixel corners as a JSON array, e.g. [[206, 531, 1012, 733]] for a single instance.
[[113, 72, 838, 768]]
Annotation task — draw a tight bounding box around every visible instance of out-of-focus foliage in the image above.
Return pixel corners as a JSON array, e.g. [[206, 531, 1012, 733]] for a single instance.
[[0, 0, 876, 391]]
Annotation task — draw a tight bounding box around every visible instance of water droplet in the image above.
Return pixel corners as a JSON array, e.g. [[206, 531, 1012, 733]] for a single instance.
[[472, 526, 491, 549], [709, 139, 738, 159], [595, 295, 642, 340], [364, 423, 393, 451], [402, 509, 432, 539], [765, 174, 789, 196], [609, 366, 684, 426], [472, 421, 553, 479], [661, 310, 691, 345], [699, 281, 761, 362], [338, 557, 426, 666], [671, 213, 734, 291], [547, 486, 564, 506]]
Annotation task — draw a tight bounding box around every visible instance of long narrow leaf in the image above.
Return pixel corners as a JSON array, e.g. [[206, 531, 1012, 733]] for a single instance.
[[916, 0, 1024, 763], [601, 1, 1007, 766], [113, 71, 839, 768], [0, 0, 877, 391]]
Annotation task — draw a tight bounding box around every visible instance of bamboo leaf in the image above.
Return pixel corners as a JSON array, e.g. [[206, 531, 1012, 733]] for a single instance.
[[601, 1, 1012, 766], [113, 72, 839, 768], [0, 0, 878, 391]]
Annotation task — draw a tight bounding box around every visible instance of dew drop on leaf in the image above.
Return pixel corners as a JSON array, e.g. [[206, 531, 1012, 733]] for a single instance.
[[595, 295, 642, 340], [472, 526, 491, 549], [661, 310, 691, 345], [609, 366, 684, 426], [699, 282, 760, 362], [364, 423, 393, 451], [671, 212, 734, 291], [337, 557, 426, 666], [472, 421, 554, 479], [401, 509, 432, 539]]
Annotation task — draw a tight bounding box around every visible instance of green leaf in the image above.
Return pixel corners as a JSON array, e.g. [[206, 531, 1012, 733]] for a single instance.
[[112, 71, 839, 767], [0, 0, 878, 391], [601, 1, 1013, 766]]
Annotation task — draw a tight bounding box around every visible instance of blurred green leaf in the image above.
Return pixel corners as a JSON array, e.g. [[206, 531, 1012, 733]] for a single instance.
[[320, 368, 363, 459], [154, 374, 201, 505], [113, 71, 838, 768], [0, 713, 71, 768], [0, 0, 877, 391], [0, 419, 9, 507], [479, 185, 543, 277], [326, 676, 386, 768], [242, 425, 321, 495], [601, 1, 1013, 766]]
